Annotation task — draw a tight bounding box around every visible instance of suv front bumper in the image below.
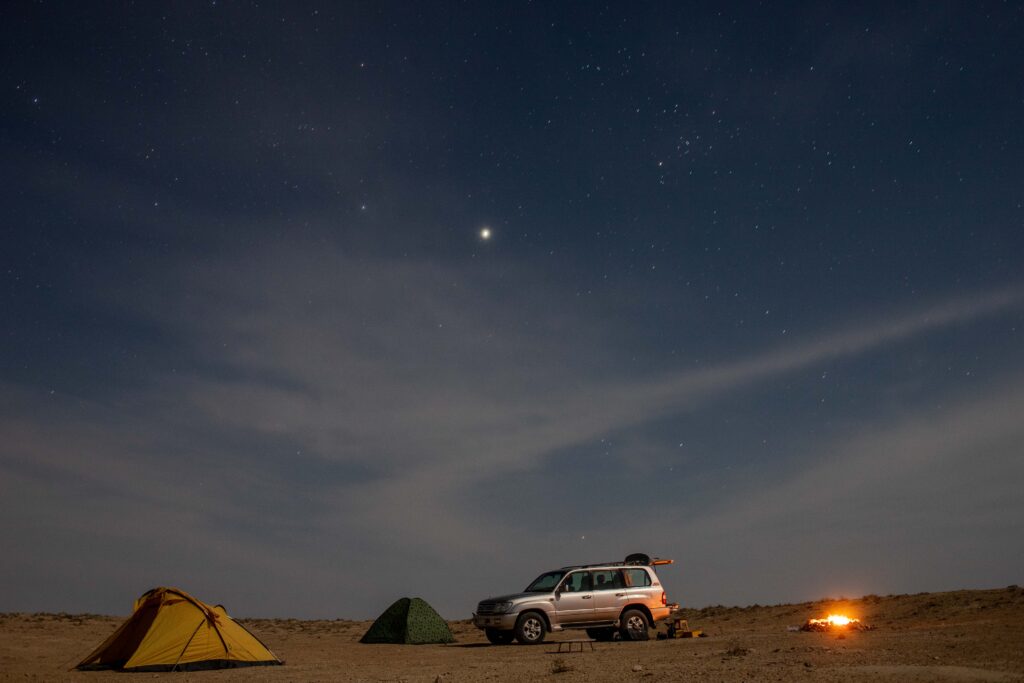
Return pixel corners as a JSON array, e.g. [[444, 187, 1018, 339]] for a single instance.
[[472, 612, 519, 630]]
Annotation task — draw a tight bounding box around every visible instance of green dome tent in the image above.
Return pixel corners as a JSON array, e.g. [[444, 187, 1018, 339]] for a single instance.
[[360, 597, 455, 644]]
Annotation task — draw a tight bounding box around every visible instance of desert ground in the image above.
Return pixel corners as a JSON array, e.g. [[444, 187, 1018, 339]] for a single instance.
[[2, 587, 1023, 682]]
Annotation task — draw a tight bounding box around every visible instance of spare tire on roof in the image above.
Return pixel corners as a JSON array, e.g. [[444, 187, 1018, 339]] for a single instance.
[[624, 553, 651, 565]]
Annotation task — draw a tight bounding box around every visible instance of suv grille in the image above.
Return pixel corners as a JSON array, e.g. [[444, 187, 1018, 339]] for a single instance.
[[476, 600, 500, 615]]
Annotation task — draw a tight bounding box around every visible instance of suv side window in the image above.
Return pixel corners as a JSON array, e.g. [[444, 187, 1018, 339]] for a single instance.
[[591, 569, 624, 590], [560, 571, 593, 593], [623, 568, 652, 587]]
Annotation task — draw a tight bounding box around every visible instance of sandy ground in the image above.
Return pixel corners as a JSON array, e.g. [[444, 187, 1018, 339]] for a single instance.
[[2, 587, 1023, 682]]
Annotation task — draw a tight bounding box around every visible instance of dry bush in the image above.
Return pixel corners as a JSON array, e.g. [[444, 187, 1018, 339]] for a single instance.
[[550, 657, 574, 674]]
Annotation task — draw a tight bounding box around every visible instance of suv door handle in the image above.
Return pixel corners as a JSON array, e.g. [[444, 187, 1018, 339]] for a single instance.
[[581, 595, 592, 599], [615, 593, 626, 597]]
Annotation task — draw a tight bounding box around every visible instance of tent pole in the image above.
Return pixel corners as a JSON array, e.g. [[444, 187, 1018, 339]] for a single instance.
[[171, 619, 205, 672]]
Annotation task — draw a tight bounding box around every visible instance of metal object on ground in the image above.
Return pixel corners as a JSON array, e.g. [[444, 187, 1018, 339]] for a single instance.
[[552, 639, 595, 653]]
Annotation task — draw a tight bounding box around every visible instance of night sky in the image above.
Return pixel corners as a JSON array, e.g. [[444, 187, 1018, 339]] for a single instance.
[[3, 2, 1023, 619]]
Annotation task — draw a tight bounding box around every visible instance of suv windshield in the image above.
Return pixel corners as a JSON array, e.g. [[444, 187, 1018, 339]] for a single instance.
[[524, 570, 566, 592]]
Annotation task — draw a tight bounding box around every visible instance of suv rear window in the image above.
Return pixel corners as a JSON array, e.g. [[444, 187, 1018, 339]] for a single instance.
[[623, 568, 652, 587]]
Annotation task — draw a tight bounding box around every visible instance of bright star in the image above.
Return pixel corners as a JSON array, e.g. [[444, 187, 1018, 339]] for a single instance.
[[479, 226, 492, 241]]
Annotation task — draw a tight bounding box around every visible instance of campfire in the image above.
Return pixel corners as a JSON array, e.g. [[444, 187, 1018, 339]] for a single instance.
[[800, 614, 873, 632]]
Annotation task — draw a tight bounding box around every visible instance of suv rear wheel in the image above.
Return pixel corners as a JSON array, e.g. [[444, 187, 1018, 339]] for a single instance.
[[514, 612, 547, 645], [485, 628, 514, 645], [619, 609, 650, 641]]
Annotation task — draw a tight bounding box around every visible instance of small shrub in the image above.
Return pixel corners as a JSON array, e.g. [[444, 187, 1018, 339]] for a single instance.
[[551, 658, 574, 674]]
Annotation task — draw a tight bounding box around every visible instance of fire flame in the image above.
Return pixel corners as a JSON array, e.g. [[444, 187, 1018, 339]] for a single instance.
[[801, 612, 873, 632], [808, 614, 858, 627]]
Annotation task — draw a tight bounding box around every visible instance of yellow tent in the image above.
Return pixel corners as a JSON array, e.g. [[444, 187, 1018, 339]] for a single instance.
[[75, 587, 282, 672]]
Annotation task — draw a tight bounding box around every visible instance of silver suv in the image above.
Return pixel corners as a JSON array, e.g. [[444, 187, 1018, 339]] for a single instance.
[[472, 553, 674, 645]]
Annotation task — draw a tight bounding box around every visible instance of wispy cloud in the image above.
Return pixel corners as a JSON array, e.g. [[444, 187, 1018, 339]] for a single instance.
[[2, 240, 1022, 616]]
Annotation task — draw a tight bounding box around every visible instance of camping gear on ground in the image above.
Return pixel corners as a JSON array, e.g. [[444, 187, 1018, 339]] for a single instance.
[[360, 597, 455, 644], [75, 587, 282, 671], [657, 606, 705, 640], [664, 617, 703, 638]]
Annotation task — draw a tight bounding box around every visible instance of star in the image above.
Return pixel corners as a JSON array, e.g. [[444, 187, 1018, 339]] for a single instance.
[[479, 226, 492, 241]]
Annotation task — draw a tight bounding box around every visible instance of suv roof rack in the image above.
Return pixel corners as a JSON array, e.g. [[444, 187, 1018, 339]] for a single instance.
[[559, 558, 674, 570]]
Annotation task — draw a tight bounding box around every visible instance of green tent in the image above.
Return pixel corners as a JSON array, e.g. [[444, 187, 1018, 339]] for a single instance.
[[360, 597, 455, 644]]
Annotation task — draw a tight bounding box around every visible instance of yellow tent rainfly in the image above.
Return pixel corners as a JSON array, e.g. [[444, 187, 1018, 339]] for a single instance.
[[75, 587, 282, 672]]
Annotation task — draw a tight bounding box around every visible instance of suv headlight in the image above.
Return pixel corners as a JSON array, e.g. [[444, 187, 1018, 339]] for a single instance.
[[493, 601, 514, 613]]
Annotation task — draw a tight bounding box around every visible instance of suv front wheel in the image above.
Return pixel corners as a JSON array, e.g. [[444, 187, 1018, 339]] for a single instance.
[[514, 612, 547, 645], [619, 609, 650, 641]]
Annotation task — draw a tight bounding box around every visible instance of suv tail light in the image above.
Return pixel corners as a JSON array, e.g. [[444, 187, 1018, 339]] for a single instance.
[[661, 591, 667, 606]]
